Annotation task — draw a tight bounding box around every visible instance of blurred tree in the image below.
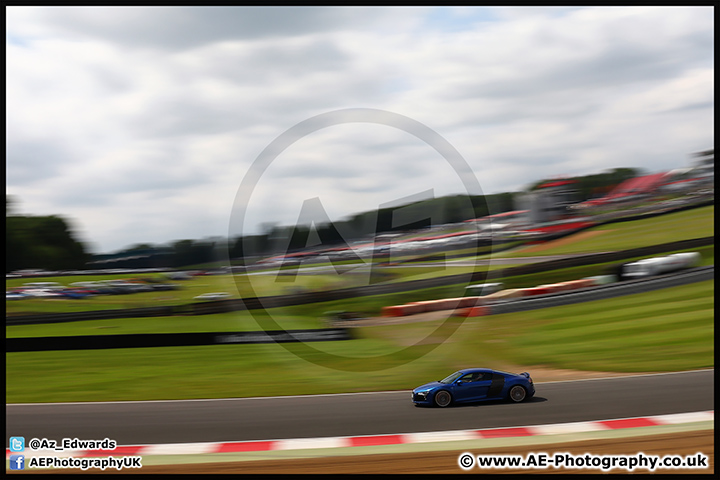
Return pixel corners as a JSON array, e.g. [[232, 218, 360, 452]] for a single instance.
[[169, 239, 217, 268], [6, 197, 88, 273]]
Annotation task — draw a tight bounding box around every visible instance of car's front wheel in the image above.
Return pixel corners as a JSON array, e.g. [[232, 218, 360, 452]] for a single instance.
[[508, 385, 527, 403], [433, 390, 452, 407]]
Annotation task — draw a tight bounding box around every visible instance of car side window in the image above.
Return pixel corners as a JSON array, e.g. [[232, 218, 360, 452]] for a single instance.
[[460, 372, 490, 383]]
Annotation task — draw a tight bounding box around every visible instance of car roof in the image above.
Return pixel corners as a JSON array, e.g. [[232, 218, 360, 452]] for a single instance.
[[458, 368, 493, 374], [457, 368, 519, 376]]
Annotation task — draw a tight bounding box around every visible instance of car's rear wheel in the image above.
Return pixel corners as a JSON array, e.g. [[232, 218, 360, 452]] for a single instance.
[[508, 385, 527, 403], [433, 390, 452, 407]]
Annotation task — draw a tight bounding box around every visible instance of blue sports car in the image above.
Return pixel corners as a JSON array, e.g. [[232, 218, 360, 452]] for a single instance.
[[412, 368, 535, 407]]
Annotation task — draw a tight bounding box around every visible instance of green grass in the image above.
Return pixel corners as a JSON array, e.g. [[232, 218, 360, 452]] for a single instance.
[[5, 203, 715, 403], [500, 205, 714, 258], [6, 279, 713, 403], [6, 273, 239, 315], [504, 280, 714, 372], [4, 265, 492, 316], [5, 281, 471, 338], [5, 330, 461, 402], [7, 241, 711, 318], [5, 245, 714, 335], [5, 311, 325, 338]]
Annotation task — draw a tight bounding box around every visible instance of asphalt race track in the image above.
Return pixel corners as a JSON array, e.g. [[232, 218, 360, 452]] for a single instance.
[[5, 369, 713, 448]]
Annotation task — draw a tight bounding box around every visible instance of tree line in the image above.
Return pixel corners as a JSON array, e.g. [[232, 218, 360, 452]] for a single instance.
[[5, 167, 642, 272], [6, 197, 89, 273]]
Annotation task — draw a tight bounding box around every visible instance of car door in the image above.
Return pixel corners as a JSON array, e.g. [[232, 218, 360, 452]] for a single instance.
[[453, 372, 492, 402]]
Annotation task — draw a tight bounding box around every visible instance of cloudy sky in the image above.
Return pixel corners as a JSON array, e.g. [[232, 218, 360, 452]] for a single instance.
[[6, 6, 714, 255]]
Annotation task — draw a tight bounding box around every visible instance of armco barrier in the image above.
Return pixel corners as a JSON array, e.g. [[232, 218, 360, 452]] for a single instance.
[[6, 328, 353, 352], [453, 306, 489, 317], [482, 289, 524, 301], [5, 306, 175, 326], [564, 279, 594, 289], [407, 301, 435, 313], [381, 296, 479, 317], [489, 266, 713, 315], [497, 236, 713, 279], [586, 275, 615, 285], [435, 298, 462, 310], [554, 281, 579, 291], [538, 284, 562, 293], [445, 265, 713, 317], [380, 305, 405, 317], [459, 296, 481, 308], [523, 286, 550, 296], [403, 303, 425, 315], [428, 299, 449, 311]]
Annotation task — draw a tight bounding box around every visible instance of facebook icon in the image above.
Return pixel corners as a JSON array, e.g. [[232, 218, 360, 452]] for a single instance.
[[10, 454, 25, 470]]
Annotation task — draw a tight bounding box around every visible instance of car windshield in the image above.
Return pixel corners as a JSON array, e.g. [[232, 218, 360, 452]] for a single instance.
[[439, 371, 464, 384]]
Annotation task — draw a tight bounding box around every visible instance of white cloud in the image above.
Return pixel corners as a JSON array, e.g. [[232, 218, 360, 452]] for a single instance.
[[6, 6, 714, 254]]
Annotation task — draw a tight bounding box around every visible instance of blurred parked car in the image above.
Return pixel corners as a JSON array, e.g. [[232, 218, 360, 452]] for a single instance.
[[193, 292, 231, 301]]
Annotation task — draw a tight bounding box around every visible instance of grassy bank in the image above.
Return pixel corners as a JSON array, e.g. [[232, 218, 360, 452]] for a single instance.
[[6, 279, 713, 403], [5, 204, 714, 403], [500, 204, 714, 258]]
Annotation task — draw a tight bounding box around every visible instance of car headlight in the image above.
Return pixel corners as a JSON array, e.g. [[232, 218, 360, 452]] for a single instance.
[[414, 391, 429, 399]]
